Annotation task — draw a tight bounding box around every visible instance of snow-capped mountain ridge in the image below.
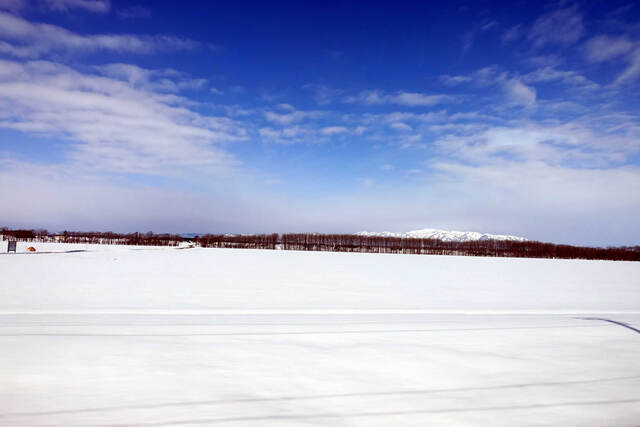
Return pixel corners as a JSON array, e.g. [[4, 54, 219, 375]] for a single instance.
[[356, 228, 527, 242]]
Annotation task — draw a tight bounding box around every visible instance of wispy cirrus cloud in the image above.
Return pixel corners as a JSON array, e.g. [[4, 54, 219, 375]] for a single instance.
[[440, 66, 502, 87], [320, 126, 349, 135], [585, 35, 634, 62], [438, 125, 618, 166], [263, 108, 325, 125], [0, 59, 246, 174], [42, 0, 110, 13], [460, 19, 499, 53], [258, 125, 316, 144], [440, 66, 537, 107], [439, 74, 472, 86], [0, 11, 201, 58], [527, 5, 584, 48], [584, 34, 640, 85], [258, 122, 358, 144], [614, 50, 640, 85], [521, 66, 599, 90], [0, 0, 27, 12], [0, 0, 110, 13], [440, 63, 599, 106], [501, 25, 522, 44], [96, 63, 208, 93], [346, 90, 454, 107]]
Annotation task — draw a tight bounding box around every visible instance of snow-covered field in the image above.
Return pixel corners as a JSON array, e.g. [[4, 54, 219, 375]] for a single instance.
[[1, 243, 639, 426]]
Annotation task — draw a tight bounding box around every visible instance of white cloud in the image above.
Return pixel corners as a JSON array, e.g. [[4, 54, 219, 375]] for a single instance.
[[528, 6, 584, 48], [436, 120, 639, 167], [259, 123, 353, 144], [522, 67, 599, 90], [354, 125, 366, 135], [0, 59, 246, 174], [390, 122, 412, 132], [43, 0, 110, 13], [259, 125, 319, 144], [345, 89, 385, 105], [263, 109, 324, 125], [439, 66, 503, 88], [429, 160, 640, 244], [320, 126, 348, 135], [585, 35, 634, 62], [355, 111, 447, 128], [258, 127, 281, 139], [391, 92, 453, 106], [1, 0, 110, 13], [441, 64, 597, 100], [276, 103, 295, 111], [0, 11, 200, 58], [0, 0, 26, 12], [416, 114, 640, 244], [96, 63, 207, 93], [346, 90, 453, 106], [614, 49, 640, 85], [439, 74, 472, 86], [583, 35, 640, 85], [503, 78, 536, 106]]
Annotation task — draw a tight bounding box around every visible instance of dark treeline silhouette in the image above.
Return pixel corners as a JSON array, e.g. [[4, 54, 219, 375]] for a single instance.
[[2, 227, 639, 261], [196, 233, 279, 249], [0, 228, 48, 240], [195, 233, 640, 262], [1, 228, 184, 246]]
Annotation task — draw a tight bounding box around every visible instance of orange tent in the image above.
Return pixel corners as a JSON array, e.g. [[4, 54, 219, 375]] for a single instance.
[[27, 246, 36, 252]]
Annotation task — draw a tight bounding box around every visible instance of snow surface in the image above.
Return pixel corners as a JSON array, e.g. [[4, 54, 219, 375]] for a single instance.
[[1, 243, 639, 426], [357, 228, 527, 242]]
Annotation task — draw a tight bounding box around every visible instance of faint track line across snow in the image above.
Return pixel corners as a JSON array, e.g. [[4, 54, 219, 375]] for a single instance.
[[575, 317, 640, 335], [0, 325, 608, 337], [2, 375, 639, 418], [95, 399, 640, 425]]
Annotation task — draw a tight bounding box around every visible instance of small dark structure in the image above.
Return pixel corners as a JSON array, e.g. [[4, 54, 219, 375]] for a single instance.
[[7, 241, 16, 253]]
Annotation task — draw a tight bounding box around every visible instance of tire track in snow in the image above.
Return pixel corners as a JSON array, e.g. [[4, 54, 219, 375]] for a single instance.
[[576, 317, 640, 334]]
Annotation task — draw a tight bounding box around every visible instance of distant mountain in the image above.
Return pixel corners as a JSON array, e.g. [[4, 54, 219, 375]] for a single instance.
[[356, 228, 527, 242]]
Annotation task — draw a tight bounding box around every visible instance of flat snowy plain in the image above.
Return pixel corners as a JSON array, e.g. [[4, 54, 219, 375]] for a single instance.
[[1, 241, 639, 426]]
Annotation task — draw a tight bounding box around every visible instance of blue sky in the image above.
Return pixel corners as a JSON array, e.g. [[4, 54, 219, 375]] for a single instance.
[[0, 0, 639, 245]]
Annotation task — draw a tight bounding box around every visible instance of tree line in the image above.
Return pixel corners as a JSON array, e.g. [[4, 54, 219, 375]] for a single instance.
[[195, 233, 640, 262], [3, 227, 639, 261], [1, 228, 184, 246]]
